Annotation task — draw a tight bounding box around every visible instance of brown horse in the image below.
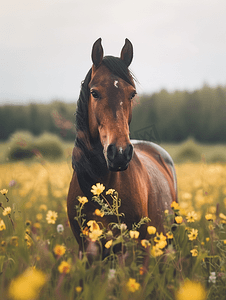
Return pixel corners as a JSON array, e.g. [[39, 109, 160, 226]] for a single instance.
[[67, 38, 177, 256]]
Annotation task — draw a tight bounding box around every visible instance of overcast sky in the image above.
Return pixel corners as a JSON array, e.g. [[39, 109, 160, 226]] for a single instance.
[[1, 0, 226, 105]]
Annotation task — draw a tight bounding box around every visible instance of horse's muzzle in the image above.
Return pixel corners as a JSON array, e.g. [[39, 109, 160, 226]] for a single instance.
[[106, 143, 133, 172]]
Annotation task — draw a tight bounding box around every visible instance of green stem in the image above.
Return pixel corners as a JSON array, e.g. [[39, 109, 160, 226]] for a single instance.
[[101, 194, 113, 211]]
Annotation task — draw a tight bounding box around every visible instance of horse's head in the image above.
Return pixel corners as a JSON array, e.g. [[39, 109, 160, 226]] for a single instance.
[[88, 38, 136, 172]]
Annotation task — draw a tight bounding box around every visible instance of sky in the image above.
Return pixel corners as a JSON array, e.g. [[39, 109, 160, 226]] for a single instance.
[[1, 0, 226, 105]]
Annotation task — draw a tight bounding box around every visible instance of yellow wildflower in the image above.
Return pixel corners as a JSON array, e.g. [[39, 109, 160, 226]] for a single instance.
[[219, 213, 226, 220], [223, 240, 226, 245], [87, 220, 103, 241], [33, 222, 41, 229], [164, 209, 169, 215], [58, 261, 71, 274], [75, 286, 82, 293], [171, 201, 179, 210], [8, 268, 46, 300], [89, 229, 103, 241], [25, 228, 31, 235], [205, 214, 213, 221], [0, 189, 8, 195], [126, 278, 140, 292], [36, 213, 43, 221], [209, 224, 214, 231], [141, 239, 151, 248], [87, 220, 100, 232], [82, 226, 89, 236], [39, 204, 47, 211], [46, 210, 58, 224], [176, 281, 206, 300], [1, 241, 6, 247], [139, 266, 145, 275], [77, 196, 88, 205], [25, 234, 33, 248], [166, 232, 173, 239], [94, 209, 104, 217], [0, 219, 6, 231], [206, 237, 210, 242], [129, 230, 140, 239], [106, 189, 115, 195], [2, 207, 11, 216], [190, 249, 198, 256], [219, 213, 226, 223], [147, 226, 156, 235], [91, 183, 105, 195], [175, 216, 183, 224], [188, 228, 198, 241], [53, 244, 66, 256], [150, 245, 164, 257], [186, 211, 198, 223], [106, 230, 113, 236], [105, 240, 113, 249], [25, 220, 32, 226], [154, 232, 166, 243], [181, 192, 192, 201], [157, 240, 167, 249]]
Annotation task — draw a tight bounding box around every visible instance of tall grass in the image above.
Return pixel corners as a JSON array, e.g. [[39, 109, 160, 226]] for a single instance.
[[0, 158, 226, 299]]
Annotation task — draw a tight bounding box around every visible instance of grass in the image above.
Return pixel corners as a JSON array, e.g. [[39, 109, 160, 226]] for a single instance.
[[0, 158, 226, 299], [161, 138, 226, 164], [1, 135, 226, 164], [0, 138, 226, 299]]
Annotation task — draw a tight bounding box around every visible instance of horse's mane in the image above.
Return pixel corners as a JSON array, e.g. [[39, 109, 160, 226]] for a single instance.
[[73, 56, 135, 196]]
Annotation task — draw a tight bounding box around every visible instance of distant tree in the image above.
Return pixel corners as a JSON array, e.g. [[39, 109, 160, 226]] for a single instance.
[[1, 85, 226, 143]]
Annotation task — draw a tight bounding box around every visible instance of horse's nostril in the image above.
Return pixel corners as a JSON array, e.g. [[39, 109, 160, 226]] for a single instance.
[[124, 144, 133, 161], [107, 144, 117, 161]]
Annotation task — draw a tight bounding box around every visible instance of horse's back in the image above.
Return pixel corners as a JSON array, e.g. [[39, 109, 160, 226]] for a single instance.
[[131, 140, 177, 193]]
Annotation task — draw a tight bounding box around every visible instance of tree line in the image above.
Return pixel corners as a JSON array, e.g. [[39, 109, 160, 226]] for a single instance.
[[1, 84, 226, 143], [130, 84, 226, 143]]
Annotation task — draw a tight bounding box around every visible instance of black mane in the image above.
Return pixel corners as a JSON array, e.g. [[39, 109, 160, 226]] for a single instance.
[[72, 56, 135, 196]]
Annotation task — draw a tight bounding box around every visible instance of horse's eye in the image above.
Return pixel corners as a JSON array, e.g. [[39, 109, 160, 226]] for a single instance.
[[91, 90, 99, 99], [130, 91, 137, 100]]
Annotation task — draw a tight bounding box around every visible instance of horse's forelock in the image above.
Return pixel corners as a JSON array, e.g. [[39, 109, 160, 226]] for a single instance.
[[102, 56, 135, 87]]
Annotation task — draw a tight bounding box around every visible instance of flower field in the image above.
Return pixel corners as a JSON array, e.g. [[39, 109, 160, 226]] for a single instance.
[[0, 160, 226, 300]]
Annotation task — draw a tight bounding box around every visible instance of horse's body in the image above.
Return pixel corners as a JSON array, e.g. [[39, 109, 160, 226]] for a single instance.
[[67, 38, 177, 254]]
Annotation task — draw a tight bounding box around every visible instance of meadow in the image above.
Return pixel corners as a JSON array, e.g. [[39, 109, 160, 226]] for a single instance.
[[0, 143, 226, 299]]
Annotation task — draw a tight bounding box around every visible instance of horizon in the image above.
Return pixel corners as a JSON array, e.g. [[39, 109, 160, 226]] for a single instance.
[[1, 81, 225, 106]]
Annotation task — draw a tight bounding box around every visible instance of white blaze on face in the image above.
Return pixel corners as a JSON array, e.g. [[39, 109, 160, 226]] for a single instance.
[[119, 147, 123, 154], [114, 80, 119, 88]]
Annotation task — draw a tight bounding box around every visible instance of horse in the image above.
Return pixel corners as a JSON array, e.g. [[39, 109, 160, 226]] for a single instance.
[[67, 38, 177, 258]]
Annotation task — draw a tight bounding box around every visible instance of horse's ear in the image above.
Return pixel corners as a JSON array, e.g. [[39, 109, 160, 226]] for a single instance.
[[91, 38, 103, 68], [120, 38, 133, 67]]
